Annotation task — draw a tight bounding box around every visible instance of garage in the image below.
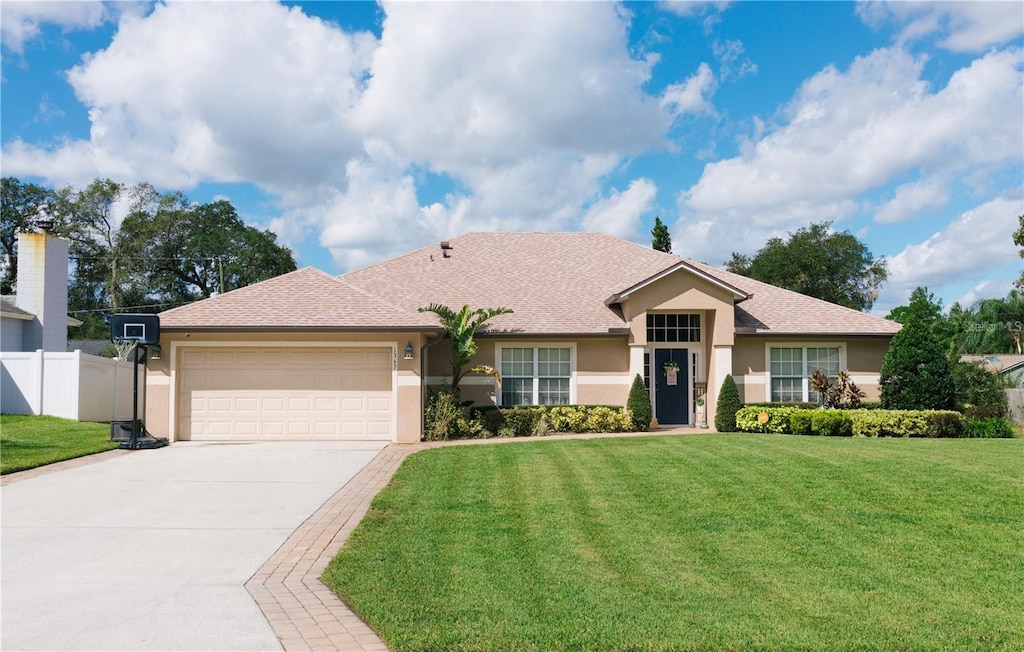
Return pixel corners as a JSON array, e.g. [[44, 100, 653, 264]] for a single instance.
[[177, 346, 394, 441]]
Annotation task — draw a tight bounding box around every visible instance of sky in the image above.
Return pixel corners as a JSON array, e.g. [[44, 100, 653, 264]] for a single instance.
[[1, 0, 1022, 317]]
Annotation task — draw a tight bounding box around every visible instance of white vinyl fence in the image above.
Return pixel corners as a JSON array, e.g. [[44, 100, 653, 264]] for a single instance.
[[0, 350, 143, 422]]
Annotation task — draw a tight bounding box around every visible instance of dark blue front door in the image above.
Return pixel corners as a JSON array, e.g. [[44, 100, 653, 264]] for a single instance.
[[654, 349, 689, 425]]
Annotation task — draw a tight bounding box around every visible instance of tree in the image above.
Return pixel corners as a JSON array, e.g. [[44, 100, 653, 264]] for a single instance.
[[651, 216, 672, 253], [417, 304, 513, 392], [879, 293, 955, 410], [953, 290, 1024, 355], [626, 374, 652, 431], [1, 178, 53, 294], [714, 374, 742, 432], [1015, 215, 1023, 288], [726, 221, 888, 311], [118, 198, 296, 306], [886, 286, 955, 353]]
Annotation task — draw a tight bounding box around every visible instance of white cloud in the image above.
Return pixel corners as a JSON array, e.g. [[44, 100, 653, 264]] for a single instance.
[[4, 1, 696, 270], [674, 45, 1022, 267], [955, 279, 1016, 309], [658, 1, 732, 18], [857, 1, 1024, 53], [3, 2, 376, 192], [580, 178, 658, 240], [660, 62, 717, 117], [1, 1, 107, 54], [885, 195, 1024, 299], [873, 175, 951, 224], [712, 39, 757, 81]]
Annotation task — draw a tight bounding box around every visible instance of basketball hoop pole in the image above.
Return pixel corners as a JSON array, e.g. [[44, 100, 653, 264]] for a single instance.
[[130, 344, 145, 449]]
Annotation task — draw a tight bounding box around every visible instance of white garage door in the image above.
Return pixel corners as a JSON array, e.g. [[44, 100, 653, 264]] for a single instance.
[[178, 346, 393, 441]]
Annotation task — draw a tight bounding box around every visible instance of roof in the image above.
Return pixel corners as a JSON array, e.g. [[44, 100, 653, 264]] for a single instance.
[[960, 354, 1024, 375], [341, 232, 900, 336], [1, 295, 83, 327], [159, 267, 436, 330], [1, 296, 34, 320], [159, 232, 901, 337], [341, 232, 692, 334], [684, 260, 902, 336]]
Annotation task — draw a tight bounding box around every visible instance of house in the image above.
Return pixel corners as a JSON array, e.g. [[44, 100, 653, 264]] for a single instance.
[[1, 231, 82, 352], [144, 232, 901, 443], [1, 230, 141, 422], [960, 354, 1024, 387]]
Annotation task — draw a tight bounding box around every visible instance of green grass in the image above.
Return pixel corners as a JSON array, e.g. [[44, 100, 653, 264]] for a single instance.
[[0, 414, 118, 474], [324, 434, 1024, 651]]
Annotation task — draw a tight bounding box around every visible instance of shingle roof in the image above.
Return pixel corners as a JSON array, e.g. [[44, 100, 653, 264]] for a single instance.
[[684, 260, 902, 336], [159, 232, 901, 337], [960, 354, 1024, 374], [341, 232, 900, 336], [1, 295, 34, 320], [340, 232, 689, 334], [159, 267, 435, 330]]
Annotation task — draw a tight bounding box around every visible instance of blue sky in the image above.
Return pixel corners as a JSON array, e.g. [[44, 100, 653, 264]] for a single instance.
[[2, 1, 1022, 316]]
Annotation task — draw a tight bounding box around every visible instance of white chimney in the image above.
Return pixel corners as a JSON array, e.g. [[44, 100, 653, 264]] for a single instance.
[[16, 231, 70, 352]]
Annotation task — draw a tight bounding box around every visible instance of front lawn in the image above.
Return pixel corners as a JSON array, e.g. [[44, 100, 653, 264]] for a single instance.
[[324, 434, 1024, 651], [0, 414, 118, 474]]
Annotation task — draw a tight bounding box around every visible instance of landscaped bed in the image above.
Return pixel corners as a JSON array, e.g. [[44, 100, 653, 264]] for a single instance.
[[0, 414, 118, 474], [324, 434, 1024, 651]]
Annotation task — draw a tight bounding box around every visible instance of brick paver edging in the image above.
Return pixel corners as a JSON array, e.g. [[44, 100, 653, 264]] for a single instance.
[[245, 428, 705, 651], [0, 448, 129, 486], [245, 443, 425, 652]]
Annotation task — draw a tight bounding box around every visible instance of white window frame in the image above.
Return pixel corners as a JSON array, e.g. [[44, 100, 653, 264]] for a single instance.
[[763, 342, 845, 403], [494, 342, 577, 406]]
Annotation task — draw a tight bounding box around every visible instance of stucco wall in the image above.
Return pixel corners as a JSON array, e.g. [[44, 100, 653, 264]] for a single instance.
[[425, 336, 632, 409], [146, 330, 427, 443], [731, 335, 893, 403]]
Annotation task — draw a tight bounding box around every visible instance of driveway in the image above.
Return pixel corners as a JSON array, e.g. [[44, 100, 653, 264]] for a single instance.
[[1, 441, 387, 651]]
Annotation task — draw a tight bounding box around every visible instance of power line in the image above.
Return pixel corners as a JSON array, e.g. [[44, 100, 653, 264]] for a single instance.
[[68, 302, 178, 315]]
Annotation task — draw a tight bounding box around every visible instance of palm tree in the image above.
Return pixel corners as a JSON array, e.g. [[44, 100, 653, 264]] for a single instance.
[[418, 303, 513, 392]]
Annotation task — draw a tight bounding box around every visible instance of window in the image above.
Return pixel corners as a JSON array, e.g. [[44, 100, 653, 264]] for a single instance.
[[769, 346, 842, 402], [499, 346, 572, 405], [646, 313, 701, 343]]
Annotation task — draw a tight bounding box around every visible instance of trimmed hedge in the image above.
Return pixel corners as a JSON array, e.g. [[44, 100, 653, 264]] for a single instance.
[[735, 406, 966, 438], [471, 405, 633, 437]]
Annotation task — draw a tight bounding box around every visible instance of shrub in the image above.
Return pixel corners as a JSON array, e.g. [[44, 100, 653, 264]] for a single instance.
[[811, 410, 853, 437], [964, 417, 1015, 439], [809, 370, 866, 409], [424, 390, 483, 441], [789, 410, 814, 436], [715, 375, 743, 432], [626, 374, 652, 432], [735, 406, 798, 434], [952, 360, 1008, 419], [846, 409, 964, 438], [744, 401, 819, 410], [880, 315, 954, 410], [472, 405, 631, 437]]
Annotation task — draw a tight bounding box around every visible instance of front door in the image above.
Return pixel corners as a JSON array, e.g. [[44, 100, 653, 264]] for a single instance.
[[654, 349, 689, 425]]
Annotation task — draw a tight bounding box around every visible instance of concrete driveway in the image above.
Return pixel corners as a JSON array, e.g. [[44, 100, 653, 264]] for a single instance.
[[1, 441, 387, 651]]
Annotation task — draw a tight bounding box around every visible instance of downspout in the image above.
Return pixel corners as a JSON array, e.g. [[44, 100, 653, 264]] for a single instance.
[[419, 333, 445, 441]]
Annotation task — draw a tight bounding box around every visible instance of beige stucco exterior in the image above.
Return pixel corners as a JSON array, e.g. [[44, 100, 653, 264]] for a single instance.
[[146, 268, 895, 441], [731, 335, 892, 403]]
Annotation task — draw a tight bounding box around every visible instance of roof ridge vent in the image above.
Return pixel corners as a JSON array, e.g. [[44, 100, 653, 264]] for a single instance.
[[440, 241, 452, 258]]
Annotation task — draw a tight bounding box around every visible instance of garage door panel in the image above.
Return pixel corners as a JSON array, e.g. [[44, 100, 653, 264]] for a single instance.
[[179, 347, 394, 441]]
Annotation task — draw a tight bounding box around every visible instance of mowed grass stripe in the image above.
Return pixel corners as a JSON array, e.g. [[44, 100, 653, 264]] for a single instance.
[[324, 435, 1024, 651]]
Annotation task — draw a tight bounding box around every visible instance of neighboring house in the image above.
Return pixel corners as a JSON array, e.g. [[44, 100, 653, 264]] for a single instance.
[[1, 231, 81, 352], [960, 354, 1024, 387], [145, 232, 901, 444], [1, 230, 139, 422]]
